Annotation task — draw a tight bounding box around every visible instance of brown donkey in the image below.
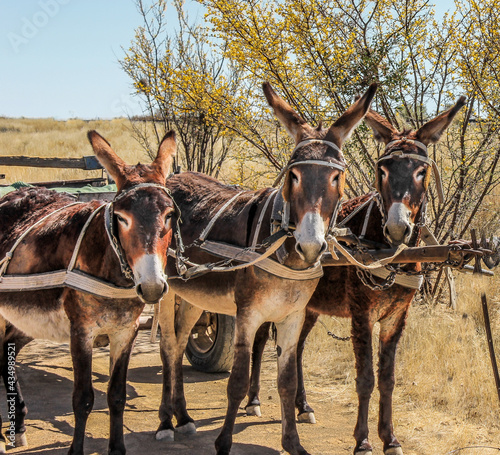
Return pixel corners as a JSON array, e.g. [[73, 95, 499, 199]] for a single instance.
[[0, 131, 177, 455], [247, 98, 466, 455], [156, 82, 377, 455]]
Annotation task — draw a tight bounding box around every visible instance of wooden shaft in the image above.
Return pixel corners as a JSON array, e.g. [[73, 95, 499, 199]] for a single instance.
[[481, 293, 500, 405], [322, 244, 477, 267], [0, 155, 102, 170]]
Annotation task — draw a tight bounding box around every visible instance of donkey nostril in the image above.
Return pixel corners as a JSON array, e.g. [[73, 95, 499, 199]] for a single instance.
[[404, 224, 412, 238], [319, 240, 328, 256], [295, 243, 304, 257], [135, 284, 144, 297], [160, 281, 168, 297]]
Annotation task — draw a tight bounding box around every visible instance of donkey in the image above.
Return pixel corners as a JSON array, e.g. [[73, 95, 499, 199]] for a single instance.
[[155, 82, 377, 455], [246, 98, 466, 455], [0, 131, 177, 455]]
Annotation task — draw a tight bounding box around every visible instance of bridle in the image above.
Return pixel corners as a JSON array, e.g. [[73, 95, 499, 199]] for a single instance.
[[271, 139, 347, 236], [374, 137, 443, 245], [105, 182, 183, 281], [376, 137, 444, 204]]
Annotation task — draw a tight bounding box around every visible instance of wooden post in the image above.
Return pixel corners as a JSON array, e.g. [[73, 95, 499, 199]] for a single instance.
[[481, 293, 500, 405]]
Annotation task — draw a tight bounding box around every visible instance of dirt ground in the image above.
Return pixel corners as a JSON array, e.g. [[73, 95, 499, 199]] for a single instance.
[[3, 331, 498, 455]]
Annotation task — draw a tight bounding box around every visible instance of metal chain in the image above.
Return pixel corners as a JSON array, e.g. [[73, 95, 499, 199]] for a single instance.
[[318, 318, 351, 342], [356, 267, 397, 291]]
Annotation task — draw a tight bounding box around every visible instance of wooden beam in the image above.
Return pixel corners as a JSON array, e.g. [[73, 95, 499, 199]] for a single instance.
[[322, 244, 484, 267], [0, 155, 102, 170]]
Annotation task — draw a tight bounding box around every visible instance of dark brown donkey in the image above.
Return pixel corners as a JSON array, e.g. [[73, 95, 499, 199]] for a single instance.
[[0, 131, 177, 455], [155, 82, 377, 455], [247, 98, 466, 455]]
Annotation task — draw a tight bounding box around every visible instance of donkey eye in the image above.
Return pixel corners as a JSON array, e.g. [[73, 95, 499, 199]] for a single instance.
[[331, 174, 339, 186], [165, 212, 174, 221], [115, 213, 128, 226], [290, 171, 299, 183], [416, 169, 427, 181], [380, 169, 387, 179]]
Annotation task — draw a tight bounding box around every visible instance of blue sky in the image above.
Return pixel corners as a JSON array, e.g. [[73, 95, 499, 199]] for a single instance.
[[0, 0, 456, 120]]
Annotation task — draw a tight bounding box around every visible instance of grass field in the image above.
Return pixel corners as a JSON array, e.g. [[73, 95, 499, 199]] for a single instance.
[[1, 116, 499, 454]]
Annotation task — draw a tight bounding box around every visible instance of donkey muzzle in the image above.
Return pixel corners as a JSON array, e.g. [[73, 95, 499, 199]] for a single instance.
[[384, 202, 414, 246], [133, 254, 168, 304], [294, 212, 328, 264]]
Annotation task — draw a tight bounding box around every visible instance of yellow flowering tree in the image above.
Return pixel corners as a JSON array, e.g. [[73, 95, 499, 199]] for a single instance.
[[122, 0, 500, 241]]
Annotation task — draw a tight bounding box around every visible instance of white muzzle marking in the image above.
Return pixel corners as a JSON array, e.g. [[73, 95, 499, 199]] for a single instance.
[[384, 202, 413, 246], [294, 212, 327, 264], [133, 254, 168, 304]]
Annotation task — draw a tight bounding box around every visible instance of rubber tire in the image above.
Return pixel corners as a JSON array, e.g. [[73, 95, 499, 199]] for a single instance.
[[185, 313, 235, 373]]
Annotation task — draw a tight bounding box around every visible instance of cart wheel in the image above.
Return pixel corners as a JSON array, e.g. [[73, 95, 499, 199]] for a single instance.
[[185, 312, 235, 373]]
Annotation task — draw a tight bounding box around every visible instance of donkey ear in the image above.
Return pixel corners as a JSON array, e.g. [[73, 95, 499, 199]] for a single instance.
[[416, 96, 467, 145], [329, 83, 378, 144], [153, 130, 176, 178], [262, 82, 312, 143], [364, 109, 399, 144], [87, 131, 127, 188]]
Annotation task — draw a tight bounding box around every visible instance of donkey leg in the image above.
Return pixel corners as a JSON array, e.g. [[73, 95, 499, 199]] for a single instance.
[[156, 292, 177, 441], [215, 314, 260, 455], [172, 299, 203, 433], [377, 313, 408, 455], [107, 326, 139, 455], [296, 310, 319, 424], [246, 322, 271, 417], [276, 310, 310, 455], [351, 313, 375, 455], [157, 295, 201, 439], [68, 329, 94, 455]]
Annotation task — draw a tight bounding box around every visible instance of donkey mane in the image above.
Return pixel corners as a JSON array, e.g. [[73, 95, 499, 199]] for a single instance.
[[338, 192, 374, 220]]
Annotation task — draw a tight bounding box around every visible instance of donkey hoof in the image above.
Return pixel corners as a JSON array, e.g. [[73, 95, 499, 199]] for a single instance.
[[155, 429, 174, 441], [355, 451, 372, 455], [297, 411, 316, 424], [0, 441, 6, 454], [246, 405, 262, 417], [385, 447, 403, 455], [176, 422, 196, 434], [15, 432, 28, 447]]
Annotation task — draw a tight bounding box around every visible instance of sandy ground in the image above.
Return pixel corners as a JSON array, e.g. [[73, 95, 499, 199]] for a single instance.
[[3, 331, 499, 455]]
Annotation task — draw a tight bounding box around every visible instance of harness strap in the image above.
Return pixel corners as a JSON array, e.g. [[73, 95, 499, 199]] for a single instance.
[[0, 202, 137, 298], [104, 203, 133, 279], [328, 236, 408, 270], [251, 189, 278, 250], [175, 229, 289, 279], [0, 202, 82, 278], [385, 138, 427, 152], [68, 204, 106, 271], [272, 139, 345, 187], [359, 199, 375, 239], [168, 230, 322, 281], [198, 191, 244, 243]]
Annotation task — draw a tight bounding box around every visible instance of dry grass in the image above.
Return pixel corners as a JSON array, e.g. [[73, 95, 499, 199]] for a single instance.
[[2, 117, 499, 453], [0, 117, 149, 184]]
